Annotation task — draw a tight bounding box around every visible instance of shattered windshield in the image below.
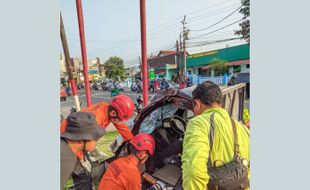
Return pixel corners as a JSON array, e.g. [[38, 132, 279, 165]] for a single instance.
[[139, 104, 179, 134]]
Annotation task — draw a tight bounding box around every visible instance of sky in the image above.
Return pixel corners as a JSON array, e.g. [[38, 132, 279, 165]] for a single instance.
[[60, 0, 246, 67]]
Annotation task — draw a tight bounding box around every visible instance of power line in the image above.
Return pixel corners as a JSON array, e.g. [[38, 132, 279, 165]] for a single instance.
[[69, 0, 238, 48], [148, 0, 237, 33], [190, 18, 245, 39], [186, 37, 242, 47], [91, 34, 178, 59], [82, 1, 243, 60], [122, 41, 176, 60], [96, 10, 241, 59], [124, 0, 236, 37], [187, 3, 240, 23], [188, 30, 236, 40], [190, 5, 242, 32]]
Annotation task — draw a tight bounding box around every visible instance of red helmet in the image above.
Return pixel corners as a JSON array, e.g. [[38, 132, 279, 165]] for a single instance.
[[110, 95, 135, 121], [130, 133, 155, 156]]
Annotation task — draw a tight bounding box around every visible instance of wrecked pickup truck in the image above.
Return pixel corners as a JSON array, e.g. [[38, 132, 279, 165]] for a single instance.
[[92, 83, 247, 190]]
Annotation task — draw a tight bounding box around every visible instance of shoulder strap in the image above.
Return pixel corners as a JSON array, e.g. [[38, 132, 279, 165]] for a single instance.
[[208, 114, 240, 168], [230, 118, 240, 156], [209, 113, 215, 150], [207, 113, 215, 168]]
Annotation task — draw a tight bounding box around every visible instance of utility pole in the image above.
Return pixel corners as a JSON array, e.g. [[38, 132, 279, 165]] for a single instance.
[[76, 0, 92, 106], [176, 40, 180, 81], [181, 15, 189, 80], [60, 13, 81, 111], [178, 34, 183, 81]]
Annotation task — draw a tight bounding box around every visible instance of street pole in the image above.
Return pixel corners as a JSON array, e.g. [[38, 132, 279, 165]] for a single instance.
[[181, 15, 188, 80], [139, 0, 148, 106], [60, 13, 81, 111], [183, 36, 187, 78], [179, 33, 183, 80], [176, 40, 180, 81], [76, 0, 92, 106]]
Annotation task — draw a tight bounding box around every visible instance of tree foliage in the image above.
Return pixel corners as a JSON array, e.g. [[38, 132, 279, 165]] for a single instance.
[[104, 56, 125, 80], [235, 0, 250, 43], [208, 58, 228, 76]]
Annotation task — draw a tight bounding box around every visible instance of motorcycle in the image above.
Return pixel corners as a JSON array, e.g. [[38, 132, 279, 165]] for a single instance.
[[131, 83, 140, 93], [92, 83, 99, 91], [65, 86, 72, 96], [101, 82, 108, 91], [107, 83, 114, 92]]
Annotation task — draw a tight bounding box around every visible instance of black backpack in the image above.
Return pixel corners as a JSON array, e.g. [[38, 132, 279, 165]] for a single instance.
[[207, 113, 250, 190]]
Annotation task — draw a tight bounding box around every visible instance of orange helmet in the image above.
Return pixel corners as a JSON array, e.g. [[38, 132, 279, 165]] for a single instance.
[[130, 133, 155, 155]]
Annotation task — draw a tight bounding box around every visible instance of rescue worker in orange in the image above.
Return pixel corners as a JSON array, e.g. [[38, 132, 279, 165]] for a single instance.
[[60, 95, 135, 142], [98, 133, 156, 190]]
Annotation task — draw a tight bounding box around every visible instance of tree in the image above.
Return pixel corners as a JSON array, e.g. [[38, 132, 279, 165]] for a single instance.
[[104, 56, 126, 80], [208, 58, 228, 76], [235, 0, 250, 43]]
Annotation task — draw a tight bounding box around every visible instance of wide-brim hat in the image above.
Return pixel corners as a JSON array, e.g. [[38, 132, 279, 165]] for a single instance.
[[61, 112, 106, 140]]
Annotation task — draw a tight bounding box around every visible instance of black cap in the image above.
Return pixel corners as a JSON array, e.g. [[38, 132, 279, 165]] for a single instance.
[[61, 112, 106, 140]]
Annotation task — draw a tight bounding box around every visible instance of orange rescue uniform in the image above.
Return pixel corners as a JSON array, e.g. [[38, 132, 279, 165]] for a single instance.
[[60, 102, 133, 141], [98, 155, 142, 190]]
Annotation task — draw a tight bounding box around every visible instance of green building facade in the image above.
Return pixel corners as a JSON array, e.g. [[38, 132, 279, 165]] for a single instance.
[[182, 44, 250, 76]]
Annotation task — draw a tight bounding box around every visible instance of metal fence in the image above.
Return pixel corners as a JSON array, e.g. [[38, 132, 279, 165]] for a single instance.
[[189, 74, 232, 86]]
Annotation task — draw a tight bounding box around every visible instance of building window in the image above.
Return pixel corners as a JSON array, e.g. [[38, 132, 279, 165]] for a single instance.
[[246, 64, 250, 68]]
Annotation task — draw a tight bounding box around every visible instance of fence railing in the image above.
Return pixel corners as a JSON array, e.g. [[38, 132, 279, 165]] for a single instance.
[[189, 74, 232, 86]]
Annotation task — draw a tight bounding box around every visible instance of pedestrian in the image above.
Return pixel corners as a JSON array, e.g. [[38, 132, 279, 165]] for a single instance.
[[61, 112, 106, 190], [98, 133, 155, 190], [61, 94, 135, 144], [182, 81, 250, 190]]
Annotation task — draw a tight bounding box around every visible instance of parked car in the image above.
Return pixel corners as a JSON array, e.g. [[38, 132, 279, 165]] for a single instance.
[[60, 87, 67, 101], [90, 83, 247, 189]]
